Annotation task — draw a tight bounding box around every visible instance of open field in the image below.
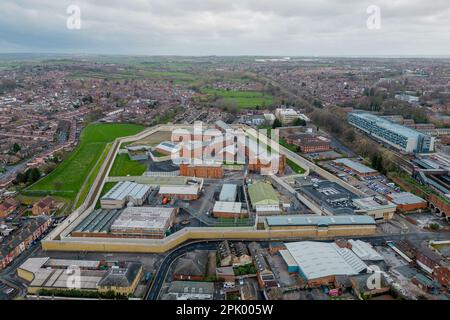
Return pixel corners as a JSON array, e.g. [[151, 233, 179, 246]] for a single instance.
[[201, 88, 274, 109], [74, 143, 112, 209], [25, 123, 144, 201], [130, 130, 172, 146], [70, 68, 196, 83], [109, 154, 147, 177]]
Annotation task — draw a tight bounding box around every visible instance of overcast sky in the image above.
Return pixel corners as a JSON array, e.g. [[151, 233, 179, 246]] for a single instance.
[[1, 0, 449, 56]]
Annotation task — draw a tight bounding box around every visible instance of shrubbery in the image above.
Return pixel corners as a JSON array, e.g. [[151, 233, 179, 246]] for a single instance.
[[37, 288, 128, 300]]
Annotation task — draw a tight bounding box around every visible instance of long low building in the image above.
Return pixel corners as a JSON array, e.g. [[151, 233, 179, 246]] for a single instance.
[[72, 207, 178, 239], [352, 196, 397, 221], [348, 112, 435, 153], [213, 201, 246, 219], [158, 184, 201, 201], [280, 241, 368, 286], [100, 181, 153, 209], [265, 215, 376, 237], [17, 257, 143, 296], [110, 206, 178, 239], [333, 158, 378, 177], [386, 192, 428, 212]]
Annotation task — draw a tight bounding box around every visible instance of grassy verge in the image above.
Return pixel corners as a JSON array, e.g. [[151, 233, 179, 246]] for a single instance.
[[74, 143, 112, 208], [287, 158, 306, 174], [109, 154, 147, 177]]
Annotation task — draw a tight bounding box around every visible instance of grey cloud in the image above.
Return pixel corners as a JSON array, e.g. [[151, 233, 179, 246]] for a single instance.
[[0, 0, 448, 55]]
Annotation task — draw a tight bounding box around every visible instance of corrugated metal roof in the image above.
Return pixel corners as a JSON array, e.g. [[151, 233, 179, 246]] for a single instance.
[[266, 214, 375, 226], [284, 241, 367, 280], [102, 181, 151, 201], [248, 181, 278, 206]]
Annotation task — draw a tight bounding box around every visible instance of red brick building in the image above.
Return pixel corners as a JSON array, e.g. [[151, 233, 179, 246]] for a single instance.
[[0, 216, 51, 270], [179, 163, 224, 179], [286, 134, 332, 153], [32, 196, 56, 216], [0, 198, 19, 218]]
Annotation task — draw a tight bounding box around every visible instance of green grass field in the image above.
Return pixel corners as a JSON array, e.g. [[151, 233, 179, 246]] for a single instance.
[[109, 154, 147, 177], [70, 69, 196, 83], [26, 123, 144, 200], [74, 143, 112, 208], [202, 88, 274, 109]]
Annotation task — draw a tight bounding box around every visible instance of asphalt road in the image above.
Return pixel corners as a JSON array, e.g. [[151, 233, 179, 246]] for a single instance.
[[146, 241, 219, 300]]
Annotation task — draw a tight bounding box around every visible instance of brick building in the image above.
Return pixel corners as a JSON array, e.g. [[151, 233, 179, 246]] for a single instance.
[[179, 163, 224, 179], [285, 134, 331, 153], [0, 198, 19, 218], [32, 197, 56, 216], [0, 216, 51, 270]]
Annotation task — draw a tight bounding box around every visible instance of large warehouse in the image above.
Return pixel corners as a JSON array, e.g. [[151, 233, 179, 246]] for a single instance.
[[248, 181, 280, 214], [265, 215, 376, 237], [110, 206, 178, 239], [280, 241, 368, 286], [219, 184, 238, 202], [100, 181, 152, 209]]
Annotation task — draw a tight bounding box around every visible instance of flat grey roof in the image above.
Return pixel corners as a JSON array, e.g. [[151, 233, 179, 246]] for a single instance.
[[333, 158, 377, 174], [266, 214, 376, 227], [111, 206, 176, 231], [213, 201, 242, 214], [387, 192, 426, 205], [219, 184, 237, 201]]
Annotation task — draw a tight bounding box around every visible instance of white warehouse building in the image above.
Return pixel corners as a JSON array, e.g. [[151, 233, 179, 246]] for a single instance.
[[100, 181, 152, 209]]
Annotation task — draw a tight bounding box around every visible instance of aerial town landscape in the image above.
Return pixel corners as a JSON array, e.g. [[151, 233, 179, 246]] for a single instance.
[[0, 1, 449, 311], [1, 54, 449, 302]]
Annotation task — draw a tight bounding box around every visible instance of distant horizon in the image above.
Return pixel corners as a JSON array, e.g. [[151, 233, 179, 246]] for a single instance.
[[1, 52, 450, 59]]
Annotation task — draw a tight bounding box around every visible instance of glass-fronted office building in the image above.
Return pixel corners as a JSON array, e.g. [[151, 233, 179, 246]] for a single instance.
[[347, 112, 434, 153]]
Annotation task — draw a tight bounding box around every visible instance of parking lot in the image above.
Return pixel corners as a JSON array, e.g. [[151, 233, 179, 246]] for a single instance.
[[320, 160, 403, 197]]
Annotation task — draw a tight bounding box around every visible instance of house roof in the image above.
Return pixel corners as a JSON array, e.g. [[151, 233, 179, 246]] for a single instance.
[[168, 281, 214, 295], [174, 250, 208, 277], [98, 262, 142, 288]]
